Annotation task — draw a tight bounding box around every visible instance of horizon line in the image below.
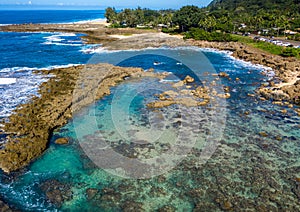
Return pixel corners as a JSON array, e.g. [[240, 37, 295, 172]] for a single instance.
[[0, 3, 207, 10]]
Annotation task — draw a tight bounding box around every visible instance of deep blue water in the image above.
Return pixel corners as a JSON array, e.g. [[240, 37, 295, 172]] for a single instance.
[[0, 31, 98, 118], [0, 9, 105, 24]]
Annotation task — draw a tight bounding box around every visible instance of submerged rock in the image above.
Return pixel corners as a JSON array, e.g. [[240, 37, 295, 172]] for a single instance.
[[0, 199, 16, 212], [86, 188, 99, 200], [218, 72, 229, 78], [40, 179, 72, 208], [121, 201, 143, 212], [54, 138, 69, 145], [259, 132, 268, 137]]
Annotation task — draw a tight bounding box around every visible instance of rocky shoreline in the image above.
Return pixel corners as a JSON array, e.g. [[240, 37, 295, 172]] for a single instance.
[[188, 40, 300, 109], [0, 64, 166, 173], [0, 23, 299, 173], [1, 23, 298, 106]]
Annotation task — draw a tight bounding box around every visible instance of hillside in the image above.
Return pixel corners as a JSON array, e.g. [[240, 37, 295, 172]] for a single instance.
[[209, 0, 300, 13]]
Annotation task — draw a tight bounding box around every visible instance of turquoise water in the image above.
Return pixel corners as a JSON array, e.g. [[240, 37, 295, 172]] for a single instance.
[[1, 48, 300, 211]]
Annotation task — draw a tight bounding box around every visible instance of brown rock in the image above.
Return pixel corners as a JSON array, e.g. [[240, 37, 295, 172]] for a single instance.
[[224, 86, 230, 92], [86, 188, 98, 200], [55, 138, 69, 145], [0, 199, 14, 212], [259, 132, 268, 137], [184, 75, 195, 83], [221, 201, 233, 210], [218, 72, 229, 78]]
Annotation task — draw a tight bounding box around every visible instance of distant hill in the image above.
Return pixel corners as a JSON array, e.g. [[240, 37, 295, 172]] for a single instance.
[[208, 0, 300, 13]]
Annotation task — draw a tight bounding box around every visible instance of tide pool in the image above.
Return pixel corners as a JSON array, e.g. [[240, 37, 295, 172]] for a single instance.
[[0, 48, 299, 211]]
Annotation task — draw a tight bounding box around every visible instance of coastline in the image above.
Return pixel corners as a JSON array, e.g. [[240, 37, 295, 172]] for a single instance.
[[1, 23, 299, 105], [0, 63, 166, 173], [188, 40, 300, 107], [0, 22, 299, 173]]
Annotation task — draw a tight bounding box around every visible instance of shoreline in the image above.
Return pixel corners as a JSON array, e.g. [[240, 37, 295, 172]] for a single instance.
[[1, 23, 298, 95], [0, 63, 166, 173], [0, 23, 299, 173], [187, 40, 300, 107]]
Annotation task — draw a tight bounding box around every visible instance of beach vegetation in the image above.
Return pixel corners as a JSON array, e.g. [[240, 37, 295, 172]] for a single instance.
[[185, 28, 238, 42], [232, 34, 300, 58], [105, 7, 174, 28]]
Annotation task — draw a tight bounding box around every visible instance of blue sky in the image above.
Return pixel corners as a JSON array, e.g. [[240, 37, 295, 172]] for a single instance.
[[0, 0, 213, 9]]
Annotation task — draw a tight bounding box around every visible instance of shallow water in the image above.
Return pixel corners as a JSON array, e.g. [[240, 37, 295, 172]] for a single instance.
[[0, 48, 299, 211]]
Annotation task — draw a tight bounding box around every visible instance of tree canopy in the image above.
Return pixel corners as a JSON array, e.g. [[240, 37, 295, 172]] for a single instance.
[[172, 6, 202, 32]]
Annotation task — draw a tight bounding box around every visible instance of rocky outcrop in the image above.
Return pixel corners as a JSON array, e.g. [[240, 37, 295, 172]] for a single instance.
[[54, 138, 69, 145], [189, 40, 300, 107], [0, 64, 165, 173], [147, 75, 229, 109]]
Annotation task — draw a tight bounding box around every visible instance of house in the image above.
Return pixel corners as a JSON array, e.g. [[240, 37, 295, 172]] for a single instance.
[[284, 30, 298, 35]]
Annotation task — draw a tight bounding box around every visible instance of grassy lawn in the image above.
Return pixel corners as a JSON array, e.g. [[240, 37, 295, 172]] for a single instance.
[[232, 35, 300, 59]]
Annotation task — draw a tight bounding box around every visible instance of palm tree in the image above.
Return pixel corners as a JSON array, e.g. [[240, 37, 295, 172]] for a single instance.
[[198, 15, 217, 32]]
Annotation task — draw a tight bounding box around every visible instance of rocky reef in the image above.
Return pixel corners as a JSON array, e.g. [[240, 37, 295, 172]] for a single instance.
[[147, 75, 230, 109], [40, 179, 73, 208], [0, 64, 166, 173]]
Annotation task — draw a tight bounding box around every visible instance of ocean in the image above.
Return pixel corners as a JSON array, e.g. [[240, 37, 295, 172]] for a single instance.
[[0, 8, 106, 25], [0, 8, 104, 118], [0, 9, 299, 211]]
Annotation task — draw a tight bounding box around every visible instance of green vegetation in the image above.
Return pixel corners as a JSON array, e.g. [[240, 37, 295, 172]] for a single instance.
[[208, 0, 300, 36], [232, 35, 300, 58], [185, 28, 238, 42], [172, 6, 202, 32], [104, 0, 300, 57], [104, 7, 174, 28], [105, 1, 300, 37]]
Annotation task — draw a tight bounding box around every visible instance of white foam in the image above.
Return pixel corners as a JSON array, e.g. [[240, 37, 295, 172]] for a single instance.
[[0, 78, 17, 85], [42, 64, 82, 70], [0, 63, 82, 118], [0, 67, 36, 73], [43, 32, 80, 46], [58, 32, 77, 37], [69, 18, 106, 24], [0, 64, 81, 73], [42, 42, 82, 46], [81, 46, 163, 54], [159, 79, 180, 83]]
